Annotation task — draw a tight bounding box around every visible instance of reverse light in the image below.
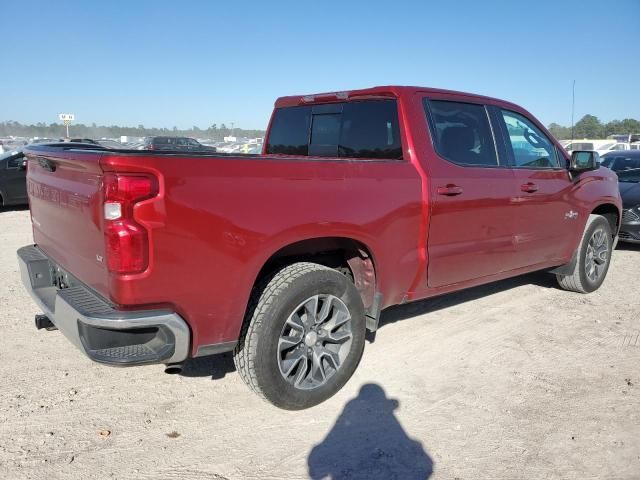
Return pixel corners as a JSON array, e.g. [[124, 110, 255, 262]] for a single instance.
[[104, 202, 122, 220], [103, 174, 158, 274]]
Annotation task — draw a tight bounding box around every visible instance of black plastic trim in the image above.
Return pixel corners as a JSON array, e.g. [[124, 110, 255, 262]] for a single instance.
[[194, 341, 238, 357]]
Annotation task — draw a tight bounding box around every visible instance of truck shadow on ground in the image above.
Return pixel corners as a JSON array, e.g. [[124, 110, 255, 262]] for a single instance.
[[616, 241, 640, 252], [376, 270, 557, 330], [0, 205, 29, 213], [181, 271, 558, 379], [307, 383, 433, 480], [180, 351, 236, 379]]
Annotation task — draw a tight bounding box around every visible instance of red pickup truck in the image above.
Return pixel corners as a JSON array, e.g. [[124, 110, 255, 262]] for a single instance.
[[19, 86, 621, 409]]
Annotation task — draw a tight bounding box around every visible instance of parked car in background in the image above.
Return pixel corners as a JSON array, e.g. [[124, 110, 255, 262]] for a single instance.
[[96, 139, 126, 149], [610, 134, 640, 144], [616, 167, 640, 243], [601, 151, 640, 172], [143, 136, 216, 152], [29, 138, 59, 144], [19, 86, 621, 409], [565, 139, 629, 159], [0, 148, 27, 206], [69, 138, 100, 145]]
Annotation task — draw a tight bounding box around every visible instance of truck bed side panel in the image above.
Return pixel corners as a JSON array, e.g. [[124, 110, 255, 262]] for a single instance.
[[101, 153, 423, 351]]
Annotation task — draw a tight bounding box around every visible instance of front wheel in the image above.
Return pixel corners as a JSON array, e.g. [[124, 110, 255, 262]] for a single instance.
[[556, 214, 613, 293], [233, 262, 366, 410]]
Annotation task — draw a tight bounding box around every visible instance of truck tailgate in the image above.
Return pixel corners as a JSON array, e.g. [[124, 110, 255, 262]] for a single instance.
[[27, 149, 109, 297]]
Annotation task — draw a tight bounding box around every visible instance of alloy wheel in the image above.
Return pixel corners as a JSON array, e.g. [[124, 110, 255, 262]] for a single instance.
[[585, 227, 609, 282], [277, 294, 353, 390]]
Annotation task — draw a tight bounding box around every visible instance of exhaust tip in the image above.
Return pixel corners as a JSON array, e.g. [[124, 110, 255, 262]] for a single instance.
[[164, 363, 183, 375]]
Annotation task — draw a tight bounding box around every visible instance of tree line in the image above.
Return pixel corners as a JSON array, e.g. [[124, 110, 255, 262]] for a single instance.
[[0, 121, 266, 141], [547, 115, 640, 140], [2, 114, 639, 142]]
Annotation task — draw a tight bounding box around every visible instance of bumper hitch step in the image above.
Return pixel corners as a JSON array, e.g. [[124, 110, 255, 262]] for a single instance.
[[35, 314, 57, 331]]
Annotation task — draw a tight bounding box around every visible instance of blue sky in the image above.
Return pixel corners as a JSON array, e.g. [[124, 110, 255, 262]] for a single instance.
[[2, 0, 639, 130]]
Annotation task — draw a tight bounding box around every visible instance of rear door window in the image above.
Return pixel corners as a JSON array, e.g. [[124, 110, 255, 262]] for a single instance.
[[425, 100, 499, 167]]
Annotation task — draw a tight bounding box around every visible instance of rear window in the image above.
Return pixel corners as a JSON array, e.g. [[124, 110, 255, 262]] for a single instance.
[[339, 101, 402, 159], [266, 99, 402, 159], [266, 106, 311, 155]]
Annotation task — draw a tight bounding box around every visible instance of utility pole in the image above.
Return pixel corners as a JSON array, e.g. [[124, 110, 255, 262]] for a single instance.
[[570, 80, 575, 142]]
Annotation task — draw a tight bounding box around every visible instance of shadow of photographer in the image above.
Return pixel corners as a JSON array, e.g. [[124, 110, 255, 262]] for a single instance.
[[308, 383, 433, 480]]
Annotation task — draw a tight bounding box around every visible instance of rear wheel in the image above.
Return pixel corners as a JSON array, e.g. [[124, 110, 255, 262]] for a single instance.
[[234, 262, 366, 410], [556, 214, 613, 293]]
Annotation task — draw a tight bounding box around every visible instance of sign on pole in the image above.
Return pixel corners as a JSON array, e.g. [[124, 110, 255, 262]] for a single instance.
[[58, 113, 75, 138]]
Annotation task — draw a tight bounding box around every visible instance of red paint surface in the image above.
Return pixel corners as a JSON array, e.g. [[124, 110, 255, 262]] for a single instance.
[[24, 86, 622, 354]]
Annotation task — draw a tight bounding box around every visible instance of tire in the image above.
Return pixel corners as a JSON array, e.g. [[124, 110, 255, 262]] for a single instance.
[[556, 214, 613, 293], [233, 262, 366, 410]]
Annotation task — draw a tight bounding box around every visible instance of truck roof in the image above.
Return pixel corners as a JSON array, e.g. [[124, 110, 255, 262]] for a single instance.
[[274, 85, 522, 111]]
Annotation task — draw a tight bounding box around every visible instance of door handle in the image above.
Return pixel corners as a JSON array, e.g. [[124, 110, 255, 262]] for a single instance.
[[520, 182, 538, 193], [437, 184, 464, 196]]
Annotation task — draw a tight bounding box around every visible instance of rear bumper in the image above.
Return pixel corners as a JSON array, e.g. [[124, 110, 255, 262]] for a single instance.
[[17, 245, 190, 366]]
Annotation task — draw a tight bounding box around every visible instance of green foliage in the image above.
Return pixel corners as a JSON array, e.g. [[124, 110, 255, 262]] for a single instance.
[[573, 114, 603, 139], [0, 121, 265, 141], [546, 115, 640, 140], [547, 122, 571, 140]]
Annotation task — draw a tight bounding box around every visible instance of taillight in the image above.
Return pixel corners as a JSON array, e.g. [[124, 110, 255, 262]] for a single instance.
[[103, 174, 158, 274]]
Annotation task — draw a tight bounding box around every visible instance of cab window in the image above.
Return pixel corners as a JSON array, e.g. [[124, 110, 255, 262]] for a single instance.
[[500, 110, 560, 168]]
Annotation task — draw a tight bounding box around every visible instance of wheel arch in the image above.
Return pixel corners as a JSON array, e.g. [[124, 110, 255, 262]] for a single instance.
[[252, 236, 378, 310], [591, 203, 620, 235]]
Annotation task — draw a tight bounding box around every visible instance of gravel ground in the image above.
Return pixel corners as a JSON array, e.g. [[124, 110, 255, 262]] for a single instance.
[[0, 207, 638, 480]]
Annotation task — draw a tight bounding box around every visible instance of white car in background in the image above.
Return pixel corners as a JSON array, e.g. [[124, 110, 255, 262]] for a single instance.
[[564, 139, 629, 160]]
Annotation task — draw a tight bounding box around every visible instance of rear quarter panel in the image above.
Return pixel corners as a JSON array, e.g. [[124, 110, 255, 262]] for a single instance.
[[101, 153, 423, 351]]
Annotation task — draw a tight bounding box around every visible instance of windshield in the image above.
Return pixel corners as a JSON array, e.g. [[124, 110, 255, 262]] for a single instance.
[[613, 157, 640, 172], [601, 156, 613, 168], [617, 168, 640, 183]]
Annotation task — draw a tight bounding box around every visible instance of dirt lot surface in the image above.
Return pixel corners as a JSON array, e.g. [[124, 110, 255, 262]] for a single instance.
[[0, 207, 638, 480]]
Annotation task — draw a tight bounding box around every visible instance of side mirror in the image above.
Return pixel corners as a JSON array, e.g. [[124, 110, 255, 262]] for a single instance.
[[19, 159, 27, 170], [570, 150, 599, 173]]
